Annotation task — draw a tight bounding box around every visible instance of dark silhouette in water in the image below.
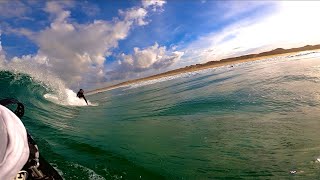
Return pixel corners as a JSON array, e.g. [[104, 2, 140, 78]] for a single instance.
[[77, 89, 88, 105]]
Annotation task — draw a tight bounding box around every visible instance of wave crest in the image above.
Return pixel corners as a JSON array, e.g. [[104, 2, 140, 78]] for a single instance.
[[0, 66, 93, 106]]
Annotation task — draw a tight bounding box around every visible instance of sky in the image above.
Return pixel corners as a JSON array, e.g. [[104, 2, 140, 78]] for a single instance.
[[1, 0, 320, 90]]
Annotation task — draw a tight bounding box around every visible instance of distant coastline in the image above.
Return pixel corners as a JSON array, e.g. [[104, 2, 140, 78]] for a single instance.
[[88, 44, 320, 94]]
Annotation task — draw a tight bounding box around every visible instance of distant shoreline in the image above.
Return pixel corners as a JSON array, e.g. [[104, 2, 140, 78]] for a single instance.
[[88, 44, 320, 94]]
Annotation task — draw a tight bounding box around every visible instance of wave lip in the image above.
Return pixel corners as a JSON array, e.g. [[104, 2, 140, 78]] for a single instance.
[[0, 68, 97, 107]]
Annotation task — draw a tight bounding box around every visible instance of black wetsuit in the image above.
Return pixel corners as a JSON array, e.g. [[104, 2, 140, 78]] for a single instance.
[[77, 91, 88, 105]]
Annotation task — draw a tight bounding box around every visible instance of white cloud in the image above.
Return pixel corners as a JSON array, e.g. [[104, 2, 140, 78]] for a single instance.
[[33, 11, 132, 85], [3, 0, 167, 88], [44, 1, 74, 15], [119, 7, 148, 26], [218, 1, 272, 20], [107, 43, 184, 80], [142, 0, 166, 11], [80, 2, 100, 17], [0, 1, 29, 19], [182, 1, 320, 65]]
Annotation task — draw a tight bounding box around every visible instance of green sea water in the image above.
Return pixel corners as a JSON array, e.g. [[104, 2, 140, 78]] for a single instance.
[[1, 51, 320, 179]]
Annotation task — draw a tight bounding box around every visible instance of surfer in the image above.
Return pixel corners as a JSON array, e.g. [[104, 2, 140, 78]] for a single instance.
[[77, 89, 88, 105]]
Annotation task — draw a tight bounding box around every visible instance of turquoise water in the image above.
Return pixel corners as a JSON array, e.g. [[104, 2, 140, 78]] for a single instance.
[[1, 52, 320, 179]]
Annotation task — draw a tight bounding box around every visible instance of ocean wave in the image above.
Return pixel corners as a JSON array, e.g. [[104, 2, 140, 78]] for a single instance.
[[124, 70, 215, 90], [0, 67, 94, 106], [123, 51, 319, 90], [44, 89, 97, 106], [285, 50, 320, 59]]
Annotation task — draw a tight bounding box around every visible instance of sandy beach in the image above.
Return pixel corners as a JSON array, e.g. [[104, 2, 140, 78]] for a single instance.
[[88, 45, 320, 94]]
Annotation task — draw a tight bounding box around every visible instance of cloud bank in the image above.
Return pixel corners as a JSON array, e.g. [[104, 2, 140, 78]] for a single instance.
[[1, 0, 172, 88], [2, 1, 320, 90], [0, 1, 29, 19], [106, 43, 183, 80]]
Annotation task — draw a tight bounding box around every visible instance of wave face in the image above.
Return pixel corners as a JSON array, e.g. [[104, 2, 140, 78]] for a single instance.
[[0, 70, 48, 103], [0, 70, 160, 179], [1, 51, 320, 179]]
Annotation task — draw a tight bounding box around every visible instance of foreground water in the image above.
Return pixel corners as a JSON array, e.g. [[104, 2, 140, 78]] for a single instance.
[[1, 52, 320, 179]]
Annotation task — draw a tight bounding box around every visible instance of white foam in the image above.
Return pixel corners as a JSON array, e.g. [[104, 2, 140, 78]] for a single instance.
[[72, 163, 106, 180], [0, 61, 98, 107], [124, 68, 220, 90], [44, 89, 98, 106], [285, 50, 320, 60], [0, 61, 67, 95]]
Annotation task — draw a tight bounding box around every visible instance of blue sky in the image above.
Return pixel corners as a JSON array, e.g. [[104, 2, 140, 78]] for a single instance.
[[1, 0, 320, 89]]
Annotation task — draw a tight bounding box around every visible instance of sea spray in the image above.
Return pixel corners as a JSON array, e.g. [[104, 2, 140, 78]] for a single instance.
[[0, 61, 91, 106]]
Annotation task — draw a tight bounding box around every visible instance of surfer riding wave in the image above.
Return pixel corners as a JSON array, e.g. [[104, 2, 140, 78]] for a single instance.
[[77, 89, 88, 105]]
